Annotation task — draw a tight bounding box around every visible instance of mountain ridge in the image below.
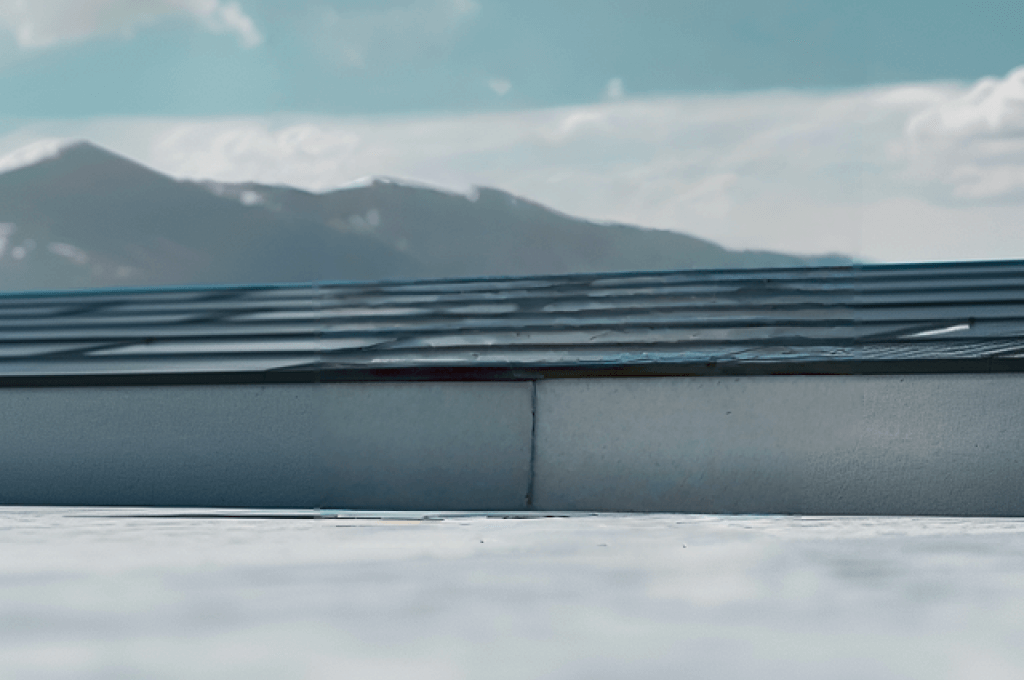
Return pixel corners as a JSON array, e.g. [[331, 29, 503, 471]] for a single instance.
[[0, 142, 850, 292]]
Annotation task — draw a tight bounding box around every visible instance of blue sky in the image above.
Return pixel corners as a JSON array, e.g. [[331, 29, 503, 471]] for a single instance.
[[1, 0, 1023, 117], [1, 1, 1024, 262]]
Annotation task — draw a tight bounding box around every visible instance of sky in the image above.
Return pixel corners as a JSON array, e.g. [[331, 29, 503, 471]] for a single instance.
[[1, 0, 1024, 262]]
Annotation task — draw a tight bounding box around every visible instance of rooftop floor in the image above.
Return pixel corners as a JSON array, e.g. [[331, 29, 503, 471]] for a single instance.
[[2, 509, 1023, 680]]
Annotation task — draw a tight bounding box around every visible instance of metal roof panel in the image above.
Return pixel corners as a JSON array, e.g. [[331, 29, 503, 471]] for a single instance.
[[3, 260, 1024, 385]]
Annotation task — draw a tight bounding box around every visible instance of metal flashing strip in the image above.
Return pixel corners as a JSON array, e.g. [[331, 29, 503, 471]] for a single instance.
[[3, 260, 1024, 385]]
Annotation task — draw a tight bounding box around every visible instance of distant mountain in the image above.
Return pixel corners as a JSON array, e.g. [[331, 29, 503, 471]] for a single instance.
[[0, 143, 420, 291], [0, 142, 849, 291]]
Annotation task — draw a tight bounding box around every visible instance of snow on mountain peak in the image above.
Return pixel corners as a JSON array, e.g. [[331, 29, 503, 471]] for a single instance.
[[338, 175, 476, 199], [0, 138, 83, 175]]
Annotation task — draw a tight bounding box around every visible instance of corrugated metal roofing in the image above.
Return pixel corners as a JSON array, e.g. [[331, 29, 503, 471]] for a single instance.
[[3, 260, 1024, 385]]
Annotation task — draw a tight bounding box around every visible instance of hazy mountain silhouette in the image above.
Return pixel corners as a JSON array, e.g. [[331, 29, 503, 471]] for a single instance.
[[0, 143, 421, 291], [0, 142, 848, 291]]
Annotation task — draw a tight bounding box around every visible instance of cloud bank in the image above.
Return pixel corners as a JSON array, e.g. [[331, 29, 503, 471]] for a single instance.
[[0, 0, 262, 49], [312, 0, 478, 69], [5, 66, 1024, 263], [906, 66, 1024, 200]]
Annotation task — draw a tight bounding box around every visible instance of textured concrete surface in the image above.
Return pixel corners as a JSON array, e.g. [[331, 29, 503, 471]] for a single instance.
[[534, 375, 1024, 515], [0, 383, 533, 509], [4, 375, 1024, 514], [1, 509, 1023, 680]]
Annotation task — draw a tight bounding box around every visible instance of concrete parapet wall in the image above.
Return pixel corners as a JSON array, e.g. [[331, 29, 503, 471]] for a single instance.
[[1, 375, 1023, 515], [0, 383, 533, 510], [533, 375, 1024, 516]]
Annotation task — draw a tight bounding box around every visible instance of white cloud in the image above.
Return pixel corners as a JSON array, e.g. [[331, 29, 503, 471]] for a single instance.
[[313, 0, 479, 69], [909, 67, 1024, 138], [0, 0, 262, 50], [605, 77, 624, 100], [904, 66, 1024, 200], [674, 173, 736, 220], [7, 67, 1024, 263], [0, 137, 74, 173], [488, 78, 511, 96]]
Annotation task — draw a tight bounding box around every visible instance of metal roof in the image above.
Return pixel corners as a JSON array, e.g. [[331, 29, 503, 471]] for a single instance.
[[3, 260, 1024, 386]]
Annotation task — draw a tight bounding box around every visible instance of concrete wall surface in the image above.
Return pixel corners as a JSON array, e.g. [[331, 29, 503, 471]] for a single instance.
[[2, 375, 1024, 514], [0, 383, 533, 510], [532, 375, 1024, 515]]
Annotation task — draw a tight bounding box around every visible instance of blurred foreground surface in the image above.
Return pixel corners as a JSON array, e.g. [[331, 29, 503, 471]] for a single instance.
[[1, 509, 1023, 680]]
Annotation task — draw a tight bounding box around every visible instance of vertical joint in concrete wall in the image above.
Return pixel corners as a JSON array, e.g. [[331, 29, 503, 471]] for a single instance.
[[525, 380, 538, 508]]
